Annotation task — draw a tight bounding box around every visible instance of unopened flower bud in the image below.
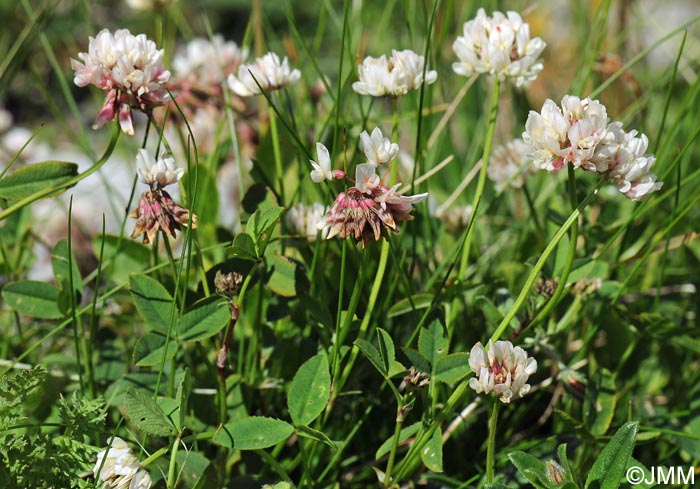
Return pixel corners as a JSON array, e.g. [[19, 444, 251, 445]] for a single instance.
[[546, 460, 566, 484], [215, 270, 243, 297], [403, 367, 430, 391]]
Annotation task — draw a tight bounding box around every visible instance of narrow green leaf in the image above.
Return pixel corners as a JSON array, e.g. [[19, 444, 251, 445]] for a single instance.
[[181, 165, 219, 224], [508, 451, 550, 489], [0, 160, 78, 201], [434, 353, 470, 385], [129, 274, 176, 335], [420, 426, 443, 472], [387, 293, 433, 318], [418, 318, 448, 372], [585, 421, 639, 489], [51, 239, 82, 300], [287, 353, 331, 426], [177, 296, 230, 342], [124, 388, 176, 437], [212, 416, 294, 450], [2, 280, 63, 319], [377, 328, 396, 374], [176, 368, 191, 432], [295, 424, 338, 448], [355, 339, 386, 376]]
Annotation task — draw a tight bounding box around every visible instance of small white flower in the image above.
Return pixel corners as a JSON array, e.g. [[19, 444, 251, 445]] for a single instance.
[[136, 149, 184, 188], [360, 127, 399, 166], [352, 49, 437, 97], [452, 8, 546, 87], [227, 52, 300, 97], [469, 340, 537, 403], [286, 203, 329, 242], [355, 163, 381, 194], [487, 138, 538, 191], [94, 437, 152, 489], [309, 143, 334, 183]]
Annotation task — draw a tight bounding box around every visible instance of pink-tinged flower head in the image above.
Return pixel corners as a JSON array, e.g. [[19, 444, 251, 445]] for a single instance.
[[227, 52, 300, 97], [318, 165, 427, 248], [452, 8, 546, 87], [173, 35, 248, 88], [71, 29, 170, 135], [523, 96, 609, 173], [352, 49, 437, 97], [468, 340, 537, 403], [94, 437, 152, 489], [130, 189, 197, 244]]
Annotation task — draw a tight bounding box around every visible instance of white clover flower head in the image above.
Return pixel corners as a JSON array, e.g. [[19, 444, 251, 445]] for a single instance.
[[352, 50, 437, 97], [173, 35, 248, 87], [227, 52, 301, 97], [468, 340, 537, 403], [309, 143, 334, 183], [286, 202, 329, 242], [71, 29, 170, 135], [487, 138, 537, 191], [523, 96, 609, 173], [452, 8, 546, 87], [360, 127, 400, 166], [94, 437, 152, 489], [136, 149, 184, 188]]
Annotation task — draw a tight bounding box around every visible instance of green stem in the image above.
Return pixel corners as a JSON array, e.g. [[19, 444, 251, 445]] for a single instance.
[[166, 435, 181, 489], [489, 182, 602, 344], [486, 401, 499, 483], [269, 104, 286, 205], [457, 77, 500, 280], [336, 239, 390, 394], [383, 397, 406, 489]]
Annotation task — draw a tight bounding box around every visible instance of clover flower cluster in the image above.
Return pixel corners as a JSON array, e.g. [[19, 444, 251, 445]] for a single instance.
[[228, 52, 301, 97], [94, 437, 151, 489], [523, 95, 662, 200], [130, 149, 196, 244], [353, 49, 437, 97], [71, 29, 170, 135], [452, 8, 546, 87], [309, 127, 427, 248], [469, 340, 537, 403]]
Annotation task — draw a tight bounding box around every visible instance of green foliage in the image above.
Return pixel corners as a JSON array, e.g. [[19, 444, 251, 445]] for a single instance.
[[0, 161, 78, 201]]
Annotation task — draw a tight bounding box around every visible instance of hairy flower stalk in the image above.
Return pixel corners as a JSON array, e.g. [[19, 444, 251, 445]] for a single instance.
[[130, 149, 197, 244], [94, 437, 152, 489], [352, 49, 437, 97], [523, 95, 662, 200], [469, 340, 537, 403], [452, 8, 546, 87], [72, 29, 170, 135]]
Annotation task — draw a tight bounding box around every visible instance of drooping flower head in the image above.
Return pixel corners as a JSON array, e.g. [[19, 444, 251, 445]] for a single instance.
[[468, 340, 537, 403], [452, 8, 546, 87], [94, 437, 152, 489], [130, 150, 196, 244], [352, 49, 437, 97], [71, 29, 171, 135], [487, 138, 538, 191], [227, 52, 301, 97], [317, 164, 427, 248]]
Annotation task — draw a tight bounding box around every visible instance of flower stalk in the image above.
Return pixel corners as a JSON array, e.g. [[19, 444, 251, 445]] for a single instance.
[[486, 401, 500, 483]]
